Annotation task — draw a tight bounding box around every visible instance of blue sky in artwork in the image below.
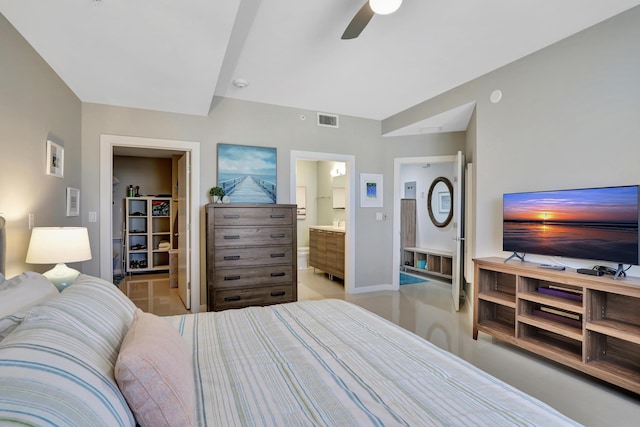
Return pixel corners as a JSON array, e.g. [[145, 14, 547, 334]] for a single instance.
[[366, 182, 377, 198], [218, 144, 276, 176]]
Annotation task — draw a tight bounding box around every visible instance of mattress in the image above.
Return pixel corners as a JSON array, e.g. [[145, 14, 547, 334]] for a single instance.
[[166, 299, 580, 426]]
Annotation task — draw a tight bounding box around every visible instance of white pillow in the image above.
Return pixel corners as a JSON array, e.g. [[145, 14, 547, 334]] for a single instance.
[[0, 272, 58, 339], [0, 272, 58, 314], [115, 309, 196, 427]]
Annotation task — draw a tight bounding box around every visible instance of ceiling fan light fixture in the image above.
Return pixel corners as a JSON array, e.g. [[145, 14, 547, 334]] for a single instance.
[[369, 0, 402, 15]]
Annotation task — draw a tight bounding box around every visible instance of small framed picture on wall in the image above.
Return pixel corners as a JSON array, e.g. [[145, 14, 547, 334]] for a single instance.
[[360, 173, 383, 207], [66, 187, 80, 217], [46, 140, 64, 178]]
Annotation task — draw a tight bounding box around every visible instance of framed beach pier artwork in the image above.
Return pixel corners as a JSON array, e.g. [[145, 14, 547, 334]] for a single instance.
[[217, 144, 277, 204]]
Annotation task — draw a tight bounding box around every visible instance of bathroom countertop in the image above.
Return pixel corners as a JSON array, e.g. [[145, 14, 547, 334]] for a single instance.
[[309, 225, 346, 233]]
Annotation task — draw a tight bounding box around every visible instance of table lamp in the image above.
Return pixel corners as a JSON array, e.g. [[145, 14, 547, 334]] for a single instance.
[[26, 227, 92, 291]]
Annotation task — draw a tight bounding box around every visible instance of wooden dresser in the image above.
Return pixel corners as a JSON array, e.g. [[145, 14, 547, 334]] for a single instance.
[[206, 203, 297, 311]]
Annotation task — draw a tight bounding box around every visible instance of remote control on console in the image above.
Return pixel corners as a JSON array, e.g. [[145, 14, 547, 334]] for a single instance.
[[539, 264, 566, 271], [577, 268, 604, 276]]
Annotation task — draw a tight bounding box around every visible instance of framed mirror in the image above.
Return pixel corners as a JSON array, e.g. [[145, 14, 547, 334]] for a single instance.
[[427, 177, 453, 227]]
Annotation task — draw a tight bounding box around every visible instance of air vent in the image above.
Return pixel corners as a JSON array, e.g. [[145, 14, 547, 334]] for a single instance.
[[317, 113, 339, 128]]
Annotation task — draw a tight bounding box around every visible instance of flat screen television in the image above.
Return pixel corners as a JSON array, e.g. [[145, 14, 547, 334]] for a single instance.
[[503, 185, 640, 267]]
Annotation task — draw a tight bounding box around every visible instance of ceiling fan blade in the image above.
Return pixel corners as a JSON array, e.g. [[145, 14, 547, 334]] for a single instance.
[[341, 2, 375, 40]]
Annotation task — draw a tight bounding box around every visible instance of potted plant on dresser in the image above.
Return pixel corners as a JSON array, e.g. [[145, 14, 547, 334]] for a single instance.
[[209, 186, 225, 203]]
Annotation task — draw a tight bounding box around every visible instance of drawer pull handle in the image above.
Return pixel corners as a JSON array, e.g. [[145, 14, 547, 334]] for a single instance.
[[270, 214, 285, 218], [270, 272, 285, 277], [223, 215, 240, 219], [224, 296, 241, 301], [270, 291, 286, 297], [271, 233, 285, 238], [224, 235, 240, 240], [224, 276, 241, 281], [271, 253, 285, 258], [224, 255, 241, 260]]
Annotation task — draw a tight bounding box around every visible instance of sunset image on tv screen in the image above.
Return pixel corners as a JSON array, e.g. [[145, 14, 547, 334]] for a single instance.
[[503, 186, 639, 264]]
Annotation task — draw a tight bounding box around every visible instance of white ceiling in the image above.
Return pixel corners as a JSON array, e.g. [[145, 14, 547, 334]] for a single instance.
[[2, 0, 639, 128]]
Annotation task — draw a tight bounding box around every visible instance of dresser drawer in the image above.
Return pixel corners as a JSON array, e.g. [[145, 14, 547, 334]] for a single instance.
[[214, 265, 294, 289], [214, 227, 293, 247], [215, 246, 293, 267], [214, 207, 293, 226], [213, 284, 294, 311]]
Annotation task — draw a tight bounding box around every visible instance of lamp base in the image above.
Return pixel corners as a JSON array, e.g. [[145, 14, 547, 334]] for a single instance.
[[43, 263, 81, 292]]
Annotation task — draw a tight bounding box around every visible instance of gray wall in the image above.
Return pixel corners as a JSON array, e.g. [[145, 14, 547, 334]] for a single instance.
[[386, 6, 640, 278], [0, 13, 81, 277], [112, 155, 173, 239], [400, 163, 455, 252], [80, 100, 461, 294], [6, 5, 639, 296], [295, 160, 318, 248], [295, 160, 347, 249], [316, 161, 346, 226]]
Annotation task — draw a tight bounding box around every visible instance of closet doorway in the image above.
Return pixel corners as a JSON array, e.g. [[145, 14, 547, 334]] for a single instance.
[[99, 135, 201, 312], [392, 152, 465, 311]]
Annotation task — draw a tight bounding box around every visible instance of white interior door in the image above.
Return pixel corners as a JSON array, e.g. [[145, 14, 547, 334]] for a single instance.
[[452, 150, 465, 311], [178, 152, 191, 309]]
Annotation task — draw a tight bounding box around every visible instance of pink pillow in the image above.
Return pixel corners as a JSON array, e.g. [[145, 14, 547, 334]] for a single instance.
[[115, 309, 195, 427]]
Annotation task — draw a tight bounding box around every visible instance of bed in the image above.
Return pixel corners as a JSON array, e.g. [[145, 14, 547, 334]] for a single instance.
[[0, 267, 581, 426], [168, 300, 580, 426]]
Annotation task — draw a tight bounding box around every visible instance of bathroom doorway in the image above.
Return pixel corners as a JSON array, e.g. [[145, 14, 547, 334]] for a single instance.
[[290, 151, 355, 295]]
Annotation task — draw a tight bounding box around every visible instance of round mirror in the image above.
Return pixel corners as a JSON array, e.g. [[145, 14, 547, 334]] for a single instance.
[[427, 177, 453, 227]]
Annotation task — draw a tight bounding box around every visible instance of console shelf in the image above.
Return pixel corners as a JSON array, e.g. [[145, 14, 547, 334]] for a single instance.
[[518, 335, 583, 364], [478, 318, 515, 338], [518, 291, 582, 314], [478, 290, 516, 307], [518, 313, 583, 341], [586, 320, 640, 345], [474, 257, 640, 394]]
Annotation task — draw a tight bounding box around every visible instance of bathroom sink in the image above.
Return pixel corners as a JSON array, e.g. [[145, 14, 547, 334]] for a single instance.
[[311, 225, 345, 232]]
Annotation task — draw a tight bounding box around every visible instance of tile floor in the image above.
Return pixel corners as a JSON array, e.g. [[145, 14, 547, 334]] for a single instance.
[[118, 268, 640, 426], [118, 273, 190, 316]]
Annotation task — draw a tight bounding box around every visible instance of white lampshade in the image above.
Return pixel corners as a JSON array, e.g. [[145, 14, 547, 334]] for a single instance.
[[369, 0, 402, 15], [26, 227, 92, 291]]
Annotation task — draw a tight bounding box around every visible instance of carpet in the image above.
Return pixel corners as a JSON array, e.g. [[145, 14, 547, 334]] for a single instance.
[[400, 272, 427, 285]]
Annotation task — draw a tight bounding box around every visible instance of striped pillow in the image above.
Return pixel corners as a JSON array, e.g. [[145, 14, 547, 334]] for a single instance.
[[0, 274, 136, 426]]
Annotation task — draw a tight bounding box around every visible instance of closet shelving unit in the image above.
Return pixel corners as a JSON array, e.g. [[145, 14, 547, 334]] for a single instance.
[[125, 197, 173, 273]]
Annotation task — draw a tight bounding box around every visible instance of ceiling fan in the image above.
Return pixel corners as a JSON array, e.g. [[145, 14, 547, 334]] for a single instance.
[[341, 0, 403, 40]]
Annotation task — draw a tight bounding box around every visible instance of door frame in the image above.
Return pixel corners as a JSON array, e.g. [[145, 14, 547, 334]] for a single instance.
[[392, 155, 457, 290], [99, 134, 201, 312], [290, 151, 356, 294]]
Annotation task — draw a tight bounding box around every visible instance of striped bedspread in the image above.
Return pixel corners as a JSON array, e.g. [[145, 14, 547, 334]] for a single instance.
[[166, 299, 580, 427]]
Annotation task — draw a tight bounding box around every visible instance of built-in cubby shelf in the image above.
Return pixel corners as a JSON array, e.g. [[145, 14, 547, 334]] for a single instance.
[[474, 257, 640, 395], [402, 247, 453, 282], [125, 197, 172, 273]]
